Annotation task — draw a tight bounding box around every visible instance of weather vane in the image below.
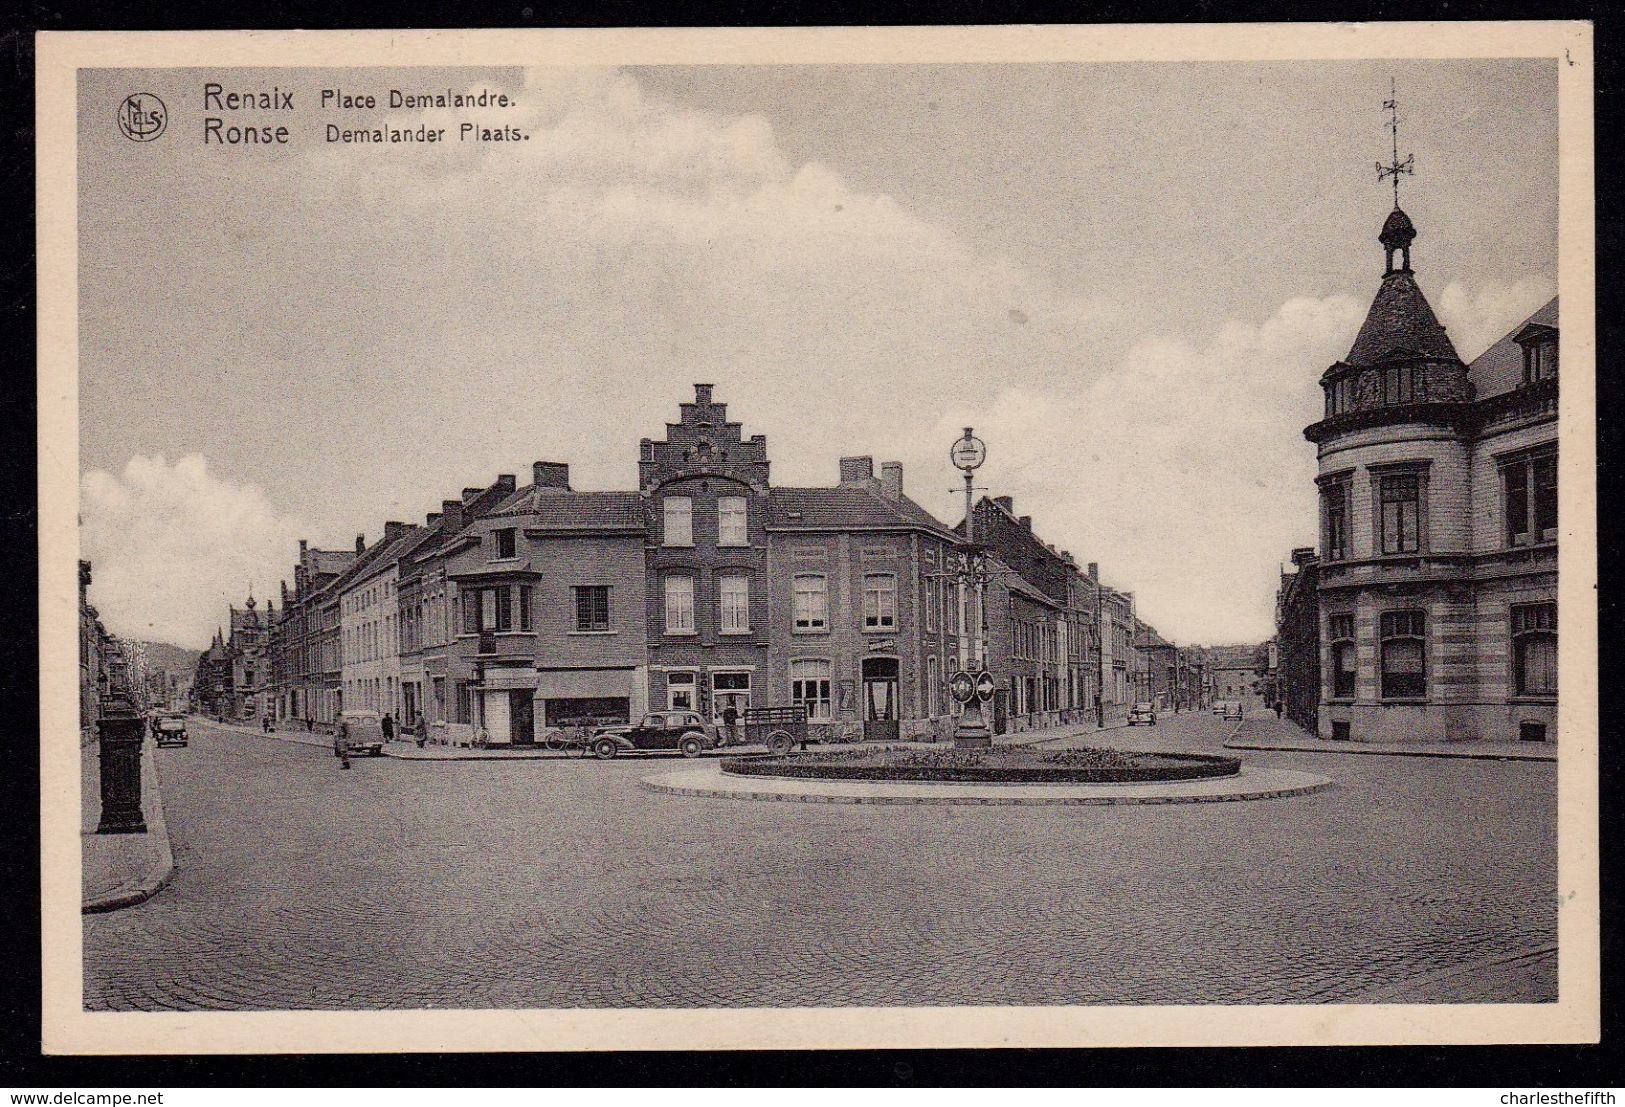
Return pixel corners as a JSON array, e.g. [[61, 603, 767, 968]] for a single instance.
[[1376, 77, 1414, 209]]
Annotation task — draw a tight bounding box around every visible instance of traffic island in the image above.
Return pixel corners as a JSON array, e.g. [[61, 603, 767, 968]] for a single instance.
[[643, 759, 1330, 806], [721, 744, 1240, 784]]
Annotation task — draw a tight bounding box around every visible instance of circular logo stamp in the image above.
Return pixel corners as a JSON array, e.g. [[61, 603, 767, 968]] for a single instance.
[[117, 93, 167, 142]]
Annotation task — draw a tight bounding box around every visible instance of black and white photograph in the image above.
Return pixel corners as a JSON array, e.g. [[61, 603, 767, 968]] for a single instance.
[[38, 23, 1597, 1053]]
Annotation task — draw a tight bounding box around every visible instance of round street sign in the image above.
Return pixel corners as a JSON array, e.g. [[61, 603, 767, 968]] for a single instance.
[[950, 430, 987, 472], [975, 670, 996, 702], [949, 670, 976, 704]]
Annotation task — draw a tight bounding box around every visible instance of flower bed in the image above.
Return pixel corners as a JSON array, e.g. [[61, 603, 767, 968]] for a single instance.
[[720, 745, 1240, 784]]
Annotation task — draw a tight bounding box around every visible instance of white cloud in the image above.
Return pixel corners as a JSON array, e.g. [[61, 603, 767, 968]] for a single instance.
[[80, 455, 306, 649], [1437, 275, 1557, 361], [911, 294, 1369, 644]]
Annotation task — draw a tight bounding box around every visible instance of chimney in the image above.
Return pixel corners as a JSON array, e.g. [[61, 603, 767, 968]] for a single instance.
[[384, 521, 407, 542], [298, 539, 308, 557], [839, 456, 875, 485], [1019, 515, 1032, 530], [533, 461, 571, 491], [879, 462, 903, 500], [442, 499, 465, 533], [1087, 561, 1099, 581], [495, 474, 517, 495], [426, 512, 441, 527], [695, 383, 714, 405], [993, 495, 1014, 514], [462, 487, 481, 504], [355, 533, 366, 554]]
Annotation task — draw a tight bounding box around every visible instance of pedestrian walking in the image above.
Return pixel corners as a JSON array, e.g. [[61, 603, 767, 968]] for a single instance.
[[720, 702, 739, 747], [382, 711, 396, 743], [305, 714, 313, 732], [1274, 700, 1284, 720], [335, 718, 352, 770], [414, 713, 427, 749]]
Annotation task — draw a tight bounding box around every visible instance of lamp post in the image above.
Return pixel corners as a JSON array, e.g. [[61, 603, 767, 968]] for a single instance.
[[949, 428, 994, 749]]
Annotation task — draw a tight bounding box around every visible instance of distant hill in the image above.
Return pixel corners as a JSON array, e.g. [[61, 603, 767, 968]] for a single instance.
[[135, 640, 203, 678]]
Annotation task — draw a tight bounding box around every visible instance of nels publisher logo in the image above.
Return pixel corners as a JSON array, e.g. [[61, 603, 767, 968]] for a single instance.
[[116, 93, 167, 142]]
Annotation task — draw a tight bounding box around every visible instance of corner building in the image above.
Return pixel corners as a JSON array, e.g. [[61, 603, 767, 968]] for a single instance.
[[1305, 204, 1558, 743]]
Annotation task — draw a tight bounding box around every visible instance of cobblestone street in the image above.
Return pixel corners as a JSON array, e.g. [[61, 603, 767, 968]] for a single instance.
[[83, 715, 1557, 1010]]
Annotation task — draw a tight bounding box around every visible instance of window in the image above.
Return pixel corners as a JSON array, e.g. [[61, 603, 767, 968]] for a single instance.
[[1322, 480, 1350, 561], [574, 585, 610, 631], [1382, 364, 1424, 405], [664, 574, 695, 634], [863, 573, 897, 629], [1328, 613, 1356, 698], [517, 585, 532, 632], [793, 574, 828, 630], [925, 578, 937, 632], [494, 585, 513, 631], [1512, 602, 1557, 697], [926, 655, 940, 716], [1523, 340, 1558, 383], [719, 574, 750, 633], [666, 671, 696, 711], [1379, 473, 1422, 554], [461, 590, 481, 634], [790, 658, 833, 721], [1504, 451, 1558, 547], [494, 529, 517, 559], [663, 497, 693, 547], [717, 496, 748, 546], [1379, 610, 1426, 699]]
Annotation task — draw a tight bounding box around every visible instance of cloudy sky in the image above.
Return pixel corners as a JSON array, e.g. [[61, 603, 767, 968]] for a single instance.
[[77, 59, 1557, 650]]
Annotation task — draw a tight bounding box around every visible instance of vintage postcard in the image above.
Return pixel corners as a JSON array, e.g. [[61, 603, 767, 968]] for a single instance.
[[38, 23, 1597, 1053]]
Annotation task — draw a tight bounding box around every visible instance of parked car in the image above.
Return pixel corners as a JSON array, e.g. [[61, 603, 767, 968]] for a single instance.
[[1220, 700, 1245, 721], [152, 713, 189, 747], [1127, 702, 1157, 726], [590, 710, 718, 759], [337, 710, 387, 757]]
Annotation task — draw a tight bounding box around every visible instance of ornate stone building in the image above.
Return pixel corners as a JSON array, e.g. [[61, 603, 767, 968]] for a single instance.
[[1304, 201, 1558, 743]]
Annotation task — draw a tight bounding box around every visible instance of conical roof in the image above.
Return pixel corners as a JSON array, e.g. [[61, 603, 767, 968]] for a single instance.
[[1344, 270, 1459, 367]]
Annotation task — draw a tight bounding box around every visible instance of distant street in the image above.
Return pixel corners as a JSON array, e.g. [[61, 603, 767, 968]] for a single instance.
[[84, 715, 1556, 1010]]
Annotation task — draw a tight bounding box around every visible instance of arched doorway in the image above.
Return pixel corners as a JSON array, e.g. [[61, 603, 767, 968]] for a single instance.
[[862, 656, 899, 743]]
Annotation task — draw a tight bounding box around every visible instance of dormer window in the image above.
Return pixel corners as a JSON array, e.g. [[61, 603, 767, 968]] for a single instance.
[[493, 528, 516, 559], [1523, 340, 1557, 384]]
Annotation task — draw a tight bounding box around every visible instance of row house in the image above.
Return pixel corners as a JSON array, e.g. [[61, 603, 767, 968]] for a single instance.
[[226, 592, 273, 721], [1275, 546, 1320, 734], [763, 457, 964, 742], [441, 468, 646, 744], [969, 494, 1100, 729], [337, 521, 418, 720], [1304, 197, 1559, 743], [396, 475, 516, 742], [1098, 585, 1136, 724], [269, 539, 354, 726]]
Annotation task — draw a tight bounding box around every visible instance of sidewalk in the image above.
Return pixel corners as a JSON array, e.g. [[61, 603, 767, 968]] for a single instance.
[[207, 716, 336, 751], [378, 716, 1111, 761], [1226, 714, 1557, 762], [82, 735, 175, 913]]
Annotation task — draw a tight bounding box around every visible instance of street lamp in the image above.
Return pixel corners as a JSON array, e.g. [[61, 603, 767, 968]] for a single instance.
[[949, 428, 994, 749]]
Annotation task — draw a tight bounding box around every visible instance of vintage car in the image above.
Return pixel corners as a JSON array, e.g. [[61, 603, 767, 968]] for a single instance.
[[1220, 700, 1245, 721], [589, 710, 717, 760], [152, 713, 189, 747], [336, 710, 387, 757], [1127, 702, 1157, 726]]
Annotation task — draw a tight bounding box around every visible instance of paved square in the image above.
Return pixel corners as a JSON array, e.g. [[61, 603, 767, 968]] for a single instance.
[[82, 715, 1556, 1010]]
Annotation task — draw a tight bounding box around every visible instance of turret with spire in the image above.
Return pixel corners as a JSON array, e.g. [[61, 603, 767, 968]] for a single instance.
[[1306, 81, 1472, 445]]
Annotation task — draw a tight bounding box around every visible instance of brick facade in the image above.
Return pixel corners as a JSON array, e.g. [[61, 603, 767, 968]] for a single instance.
[[1305, 208, 1557, 744]]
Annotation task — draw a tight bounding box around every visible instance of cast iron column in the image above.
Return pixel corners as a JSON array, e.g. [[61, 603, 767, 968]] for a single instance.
[[96, 689, 147, 834]]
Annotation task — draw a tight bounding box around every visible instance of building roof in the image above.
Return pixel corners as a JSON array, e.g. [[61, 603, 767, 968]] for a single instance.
[[308, 549, 355, 576], [1134, 624, 1174, 651], [1466, 296, 1559, 400], [485, 486, 646, 530], [767, 487, 958, 539], [1343, 270, 1461, 367], [996, 558, 1062, 609]]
